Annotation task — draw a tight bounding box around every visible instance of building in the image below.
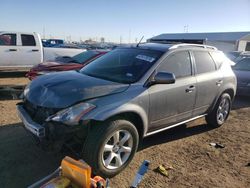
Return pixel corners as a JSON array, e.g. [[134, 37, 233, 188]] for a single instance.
[[148, 32, 250, 52]]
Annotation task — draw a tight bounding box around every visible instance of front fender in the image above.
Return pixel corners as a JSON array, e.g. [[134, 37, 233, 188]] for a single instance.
[[83, 103, 149, 137]]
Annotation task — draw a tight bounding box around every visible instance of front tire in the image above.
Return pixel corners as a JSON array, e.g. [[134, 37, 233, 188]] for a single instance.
[[82, 119, 139, 177], [206, 93, 232, 127]]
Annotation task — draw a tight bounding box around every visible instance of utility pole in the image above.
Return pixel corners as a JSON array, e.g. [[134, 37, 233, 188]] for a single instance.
[[43, 26, 45, 39], [128, 29, 131, 43], [184, 25, 189, 33], [120, 35, 122, 44]]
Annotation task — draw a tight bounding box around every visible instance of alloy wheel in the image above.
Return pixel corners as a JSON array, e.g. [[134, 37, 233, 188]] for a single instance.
[[102, 130, 133, 170], [217, 98, 230, 124]]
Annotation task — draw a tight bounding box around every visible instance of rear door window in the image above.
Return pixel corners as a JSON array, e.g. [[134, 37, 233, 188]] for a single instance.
[[158, 51, 192, 78], [0, 34, 16, 46], [21, 34, 36, 46], [193, 51, 216, 74]]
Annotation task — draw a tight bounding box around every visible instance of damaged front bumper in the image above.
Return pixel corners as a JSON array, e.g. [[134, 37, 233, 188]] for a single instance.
[[17, 105, 45, 137], [17, 104, 88, 151]]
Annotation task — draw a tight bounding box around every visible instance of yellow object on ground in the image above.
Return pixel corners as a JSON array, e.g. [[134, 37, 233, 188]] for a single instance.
[[39, 157, 93, 188], [157, 165, 169, 177], [61, 156, 91, 188]]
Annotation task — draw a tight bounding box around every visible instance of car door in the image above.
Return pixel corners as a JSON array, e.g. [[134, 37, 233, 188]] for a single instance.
[[148, 50, 196, 132], [191, 50, 222, 116], [0, 33, 19, 66], [18, 34, 42, 66]]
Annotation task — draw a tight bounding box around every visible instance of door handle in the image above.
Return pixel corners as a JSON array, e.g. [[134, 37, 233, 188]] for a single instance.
[[216, 80, 223, 86], [32, 49, 39, 52], [9, 49, 17, 51], [186, 85, 195, 93]]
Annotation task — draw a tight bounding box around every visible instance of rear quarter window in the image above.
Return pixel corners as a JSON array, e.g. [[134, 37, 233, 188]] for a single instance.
[[210, 51, 233, 68], [193, 51, 216, 74], [21, 34, 36, 46]]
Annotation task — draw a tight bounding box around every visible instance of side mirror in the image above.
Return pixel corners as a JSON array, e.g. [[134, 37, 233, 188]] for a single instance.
[[152, 72, 176, 85]]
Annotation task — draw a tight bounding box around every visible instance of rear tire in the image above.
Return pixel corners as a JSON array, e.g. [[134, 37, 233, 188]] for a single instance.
[[82, 119, 139, 177], [205, 93, 232, 127]]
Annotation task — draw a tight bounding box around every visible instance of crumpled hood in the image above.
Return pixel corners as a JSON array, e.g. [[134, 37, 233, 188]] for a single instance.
[[25, 71, 129, 108]]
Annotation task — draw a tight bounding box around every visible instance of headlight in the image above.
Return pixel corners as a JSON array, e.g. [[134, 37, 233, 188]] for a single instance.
[[37, 71, 56, 75], [36, 71, 47, 75], [23, 83, 31, 97], [47, 102, 95, 126]]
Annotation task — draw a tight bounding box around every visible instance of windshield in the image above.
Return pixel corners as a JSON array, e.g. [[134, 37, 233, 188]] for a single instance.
[[233, 58, 250, 71], [71, 51, 99, 64], [80, 48, 163, 84]]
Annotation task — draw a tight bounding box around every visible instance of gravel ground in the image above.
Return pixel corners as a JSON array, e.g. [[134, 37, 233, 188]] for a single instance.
[[0, 76, 249, 188]]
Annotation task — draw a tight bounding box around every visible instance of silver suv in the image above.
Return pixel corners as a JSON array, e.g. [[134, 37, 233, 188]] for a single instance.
[[17, 43, 236, 177]]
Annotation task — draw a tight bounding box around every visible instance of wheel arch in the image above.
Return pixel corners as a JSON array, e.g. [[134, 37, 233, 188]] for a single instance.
[[209, 88, 235, 114], [104, 112, 145, 141], [222, 88, 235, 101], [88, 106, 148, 141]]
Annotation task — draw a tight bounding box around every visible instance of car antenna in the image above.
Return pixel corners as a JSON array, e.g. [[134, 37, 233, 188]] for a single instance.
[[136, 36, 144, 47]]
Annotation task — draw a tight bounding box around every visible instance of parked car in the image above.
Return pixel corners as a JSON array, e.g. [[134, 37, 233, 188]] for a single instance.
[[226, 51, 250, 62], [55, 44, 82, 49], [0, 31, 85, 68], [232, 57, 250, 96], [26, 50, 107, 80], [17, 43, 236, 177], [42, 39, 64, 47]]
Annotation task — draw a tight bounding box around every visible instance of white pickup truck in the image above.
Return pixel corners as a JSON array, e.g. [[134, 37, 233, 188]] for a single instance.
[[0, 31, 85, 68]]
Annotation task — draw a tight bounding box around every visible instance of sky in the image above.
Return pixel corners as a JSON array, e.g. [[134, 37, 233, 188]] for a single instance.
[[1, 0, 250, 43]]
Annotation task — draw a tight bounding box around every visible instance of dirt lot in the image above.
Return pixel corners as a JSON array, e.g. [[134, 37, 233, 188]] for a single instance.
[[0, 71, 28, 86], [0, 75, 250, 188], [0, 77, 28, 86]]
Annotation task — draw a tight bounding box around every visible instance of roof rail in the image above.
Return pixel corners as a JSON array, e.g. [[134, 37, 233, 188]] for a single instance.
[[169, 43, 217, 50]]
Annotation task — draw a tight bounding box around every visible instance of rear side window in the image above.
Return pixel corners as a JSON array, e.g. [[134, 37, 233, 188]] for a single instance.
[[210, 51, 226, 68], [159, 51, 192, 78], [0, 34, 16, 46], [193, 51, 216, 74], [21, 34, 36, 46]]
